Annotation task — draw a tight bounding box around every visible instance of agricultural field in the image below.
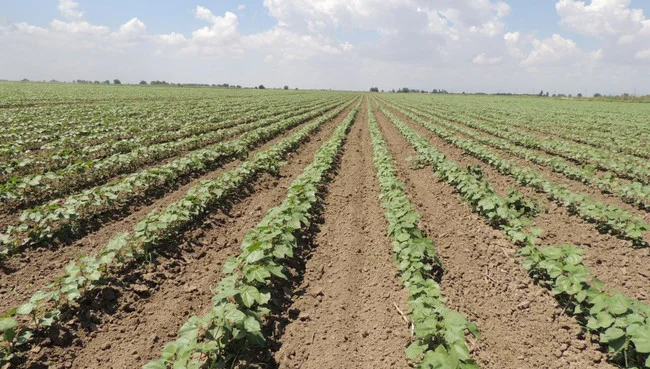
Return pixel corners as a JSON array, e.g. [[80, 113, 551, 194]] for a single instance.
[[0, 82, 650, 369]]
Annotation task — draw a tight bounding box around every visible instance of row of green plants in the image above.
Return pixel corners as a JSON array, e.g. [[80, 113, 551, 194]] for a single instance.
[[0, 92, 299, 159], [460, 105, 650, 161], [0, 98, 346, 209], [377, 101, 650, 368], [382, 100, 648, 247], [401, 105, 650, 213], [0, 98, 360, 364], [367, 104, 479, 369], [0, 99, 354, 257], [418, 95, 649, 162], [142, 100, 360, 369], [420, 104, 650, 185], [0, 97, 329, 179]]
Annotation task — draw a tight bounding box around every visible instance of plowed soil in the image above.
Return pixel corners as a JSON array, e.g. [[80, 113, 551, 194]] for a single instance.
[[0, 102, 348, 312], [21, 101, 356, 369], [272, 101, 412, 369], [5, 94, 644, 369], [381, 102, 650, 304], [373, 100, 615, 369]]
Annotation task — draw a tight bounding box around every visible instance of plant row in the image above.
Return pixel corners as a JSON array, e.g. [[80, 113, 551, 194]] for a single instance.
[[368, 104, 479, 369], [381, 101, 648, 247], [0, 97, 329, 179], [401, 105, 650, 213], [0, 99, 355, 258], [0, 98, 360, 365], [378, 101, 650, 368], [423, 104, 650, 185], [142, 100, 360, 369], [0, 98, 346, 209]]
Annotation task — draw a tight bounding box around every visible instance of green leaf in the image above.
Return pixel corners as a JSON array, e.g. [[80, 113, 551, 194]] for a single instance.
[[608, 294, 630, 316], [243, 316, 261, 333], [239, 285, 261, 308], [629, 326, 650, 353], [405, 340, 428, 360], [16, 302, 35, 315], [0, 317, 18, 332], [603, 327, 626, 342], [246, 250, 265, 264], [142, 361, 167, 369]]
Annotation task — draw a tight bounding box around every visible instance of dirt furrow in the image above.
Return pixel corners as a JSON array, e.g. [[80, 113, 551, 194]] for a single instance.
[[0, 103, 349, 313], [374, 101, 614, 369], [381, 103, 650, 304], [33, 101, 356, 369], [272, 101, 411, 369]]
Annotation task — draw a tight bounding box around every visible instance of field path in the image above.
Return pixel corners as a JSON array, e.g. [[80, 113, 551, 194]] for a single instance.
[[273, 100, 412, 369]]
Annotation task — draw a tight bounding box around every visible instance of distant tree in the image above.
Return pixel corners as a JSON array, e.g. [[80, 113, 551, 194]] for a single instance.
[[284, 85, 289, 90], [93, 80, 100, 84], [258, 84, 265, 89], [236, 85, 242, 88], [545, 92, 549, 97], [432, 89, 438, 94], [103, 80, 110, 84], [113, 79, 121, 85], [381, 89, 384, 93], [552, 94, 557, 97], [20, 78, 30, 82], [577, 93, 582, 98], [139, 80, 147, 85], [538, 90, 544, 96], [369, 87, 379, 92], [594, 93, 602, 97], [295, 87, 298, 90]]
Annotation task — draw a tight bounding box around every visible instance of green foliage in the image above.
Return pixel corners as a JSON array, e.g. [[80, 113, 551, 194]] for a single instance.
[[368, 105, 478, 369], [144, 100, 360, 368], [0, 98, 360, 363]]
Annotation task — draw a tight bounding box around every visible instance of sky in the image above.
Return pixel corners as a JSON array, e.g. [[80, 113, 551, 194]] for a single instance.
[[1, 0, 649, 94]]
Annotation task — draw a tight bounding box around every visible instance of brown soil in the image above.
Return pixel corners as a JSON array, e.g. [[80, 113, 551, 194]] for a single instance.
[[373, 100, 615, 369], [379, 102, 650, 304], [29, 100, 357, 369], [272, 101, 411, 369], [0, 102, 350, 313]]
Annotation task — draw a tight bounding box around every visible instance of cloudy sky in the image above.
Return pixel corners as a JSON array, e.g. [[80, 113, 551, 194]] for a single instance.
[[1, 0, 649, 94]]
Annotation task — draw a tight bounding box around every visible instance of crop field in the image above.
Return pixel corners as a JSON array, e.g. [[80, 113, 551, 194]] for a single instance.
[[1, 82, 650, 369]]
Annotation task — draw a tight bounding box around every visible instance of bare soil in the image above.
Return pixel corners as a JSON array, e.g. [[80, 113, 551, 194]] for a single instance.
[[374, 100, 615, 369], [272, 101, 412, 369], [28, 100, 355, 369], [0, 103, 348, 312], [380, 102, 650, 304]]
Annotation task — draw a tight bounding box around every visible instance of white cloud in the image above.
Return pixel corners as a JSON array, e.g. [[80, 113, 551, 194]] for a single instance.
[[50, 19, 109, 36], [556, 0, 646, 37], [155, 32, 186, 46], [472, 53, 502, 65], [1, 0, 650, 93], [115, 18, 146, 39], [556, 0, 650, 64], [521, 33, 579, 66], [636, 48, 650, 60], [58, 0, 84, 20]]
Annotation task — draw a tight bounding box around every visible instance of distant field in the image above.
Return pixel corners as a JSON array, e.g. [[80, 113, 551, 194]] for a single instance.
[[1, 82, 650, 369]]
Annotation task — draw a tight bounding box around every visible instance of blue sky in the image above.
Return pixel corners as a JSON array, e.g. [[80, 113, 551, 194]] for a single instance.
[[1, 0, 650, 93]]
